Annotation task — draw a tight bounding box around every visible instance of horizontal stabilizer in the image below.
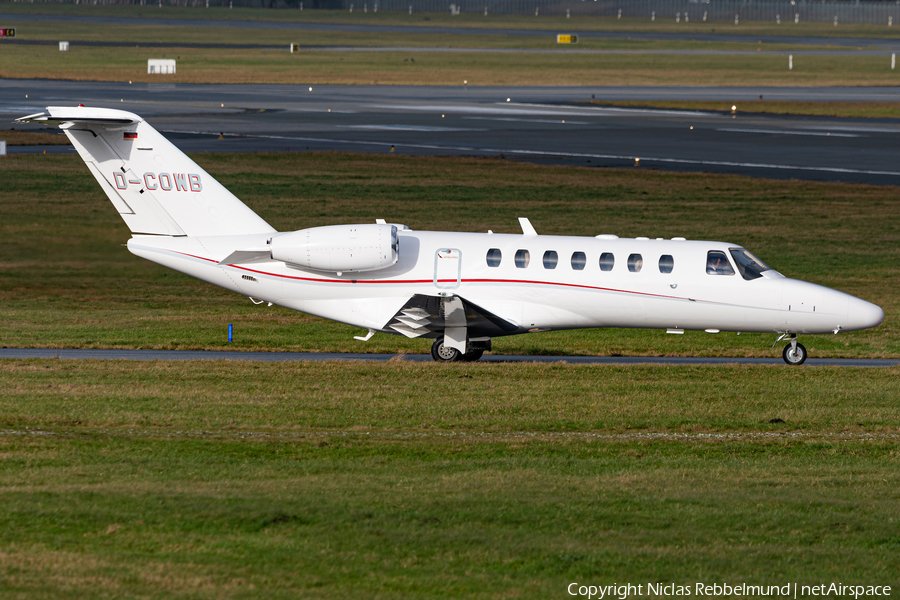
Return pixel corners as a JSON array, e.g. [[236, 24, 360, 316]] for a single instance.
[[18, 108, 139, 127]]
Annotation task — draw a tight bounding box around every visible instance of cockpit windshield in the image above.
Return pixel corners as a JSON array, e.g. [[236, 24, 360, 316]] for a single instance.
[[729, 248, 771, 281]]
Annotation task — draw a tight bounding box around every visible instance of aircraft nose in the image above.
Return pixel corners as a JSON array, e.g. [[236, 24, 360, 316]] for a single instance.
[[846, 297, 885, 331]]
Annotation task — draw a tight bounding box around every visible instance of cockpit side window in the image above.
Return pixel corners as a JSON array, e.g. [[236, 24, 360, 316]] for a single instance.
[[706, 251, 735, 276], [729, 248, 770, 281]]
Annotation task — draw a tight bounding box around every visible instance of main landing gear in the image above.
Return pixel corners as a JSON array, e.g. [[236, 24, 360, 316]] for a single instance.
[[781, 334, 807, 366], [430, 339, 486, 362]]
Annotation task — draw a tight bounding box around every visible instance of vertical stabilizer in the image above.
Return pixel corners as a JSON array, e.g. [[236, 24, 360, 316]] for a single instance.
[[17, 106, 276, 237]]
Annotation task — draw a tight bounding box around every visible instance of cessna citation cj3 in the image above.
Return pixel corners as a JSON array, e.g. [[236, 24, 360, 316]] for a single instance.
[[20, 106, 885, 364]]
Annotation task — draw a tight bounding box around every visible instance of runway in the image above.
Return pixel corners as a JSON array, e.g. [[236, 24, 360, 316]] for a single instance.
[[6, 79, 900, 184], [2, 348, 897, 367]]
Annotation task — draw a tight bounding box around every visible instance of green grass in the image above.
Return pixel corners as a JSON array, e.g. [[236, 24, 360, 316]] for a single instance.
[[2, 12, 899, 86], [2, 8, 898, 594], [0, 360, 899, 598], [0, 151, 897, 358], [2, 148, 898, 594], [3, 39, 899, 86], [4, 3, 900, 39], [0, 128, 71, 146], [3, 18, 838, 51], [3, 360, 900, 431]]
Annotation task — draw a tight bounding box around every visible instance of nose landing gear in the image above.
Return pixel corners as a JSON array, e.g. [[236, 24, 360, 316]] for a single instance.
[[782, 334, 807, 365]]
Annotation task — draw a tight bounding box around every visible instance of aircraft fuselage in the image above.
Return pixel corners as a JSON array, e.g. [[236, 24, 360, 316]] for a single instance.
[[127, 229, 883, 339]]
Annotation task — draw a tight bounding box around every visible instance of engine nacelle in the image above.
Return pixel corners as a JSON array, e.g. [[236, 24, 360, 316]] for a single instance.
[[269, 224, 398, 273]]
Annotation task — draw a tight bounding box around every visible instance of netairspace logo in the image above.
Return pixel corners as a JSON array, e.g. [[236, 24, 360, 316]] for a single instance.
[[567, 582, 892, 600]]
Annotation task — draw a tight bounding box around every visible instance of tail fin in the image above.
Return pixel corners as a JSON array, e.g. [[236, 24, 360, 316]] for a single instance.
[[18, 106, 275, 237]]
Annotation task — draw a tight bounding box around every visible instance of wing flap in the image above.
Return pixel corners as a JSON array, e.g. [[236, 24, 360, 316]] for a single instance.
[[385, 294, 520, 339]]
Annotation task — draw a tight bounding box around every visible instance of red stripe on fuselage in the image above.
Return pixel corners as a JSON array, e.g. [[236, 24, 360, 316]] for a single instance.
[[168, 250, 704, 303]]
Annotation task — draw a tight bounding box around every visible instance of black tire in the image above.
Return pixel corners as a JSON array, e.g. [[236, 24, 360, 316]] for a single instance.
[[431, 339, 462, 362], [782, 342, 808, 365], [460, 348, 484, 362]]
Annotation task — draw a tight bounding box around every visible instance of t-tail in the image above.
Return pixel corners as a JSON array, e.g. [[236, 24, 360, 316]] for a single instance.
[[17, 106, 275, 237]]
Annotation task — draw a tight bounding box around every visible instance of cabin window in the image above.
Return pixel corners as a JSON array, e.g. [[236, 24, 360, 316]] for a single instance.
[[543, 250, 558, 269], [599, 252, 615, 272], [627, 254, 643, 273], [707, 251, 735, 275], [486, 248, 502, 267], [515, 249, 530, 268], [729, 248, 770, 281], [658, 254, 674, 274], [571, 252, 586, 270]]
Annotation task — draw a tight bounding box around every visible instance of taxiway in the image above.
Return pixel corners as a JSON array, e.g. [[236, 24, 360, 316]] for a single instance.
[[6, 80, 900, 184], [2, 348, 897, 367]]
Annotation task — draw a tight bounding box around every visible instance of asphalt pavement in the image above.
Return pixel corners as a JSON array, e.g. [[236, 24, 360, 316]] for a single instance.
[[2, 348, 897, 366], [6, 80, 900, 184]]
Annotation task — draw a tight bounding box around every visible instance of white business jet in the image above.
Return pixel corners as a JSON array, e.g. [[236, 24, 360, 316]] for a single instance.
[[19, 106, 884, 364]]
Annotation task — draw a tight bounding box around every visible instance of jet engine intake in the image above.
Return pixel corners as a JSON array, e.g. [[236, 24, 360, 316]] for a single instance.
[[269, 224, 398, 273]]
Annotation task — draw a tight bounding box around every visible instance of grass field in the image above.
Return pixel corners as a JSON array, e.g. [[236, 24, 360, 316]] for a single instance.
[[4, 3, 900, 39], [4, 38, 899, 86], [3, 19, 839, 51], [0, 128, 71, 146], [2, 126, 899, 596], [0, 151, 896, 358], [0, 359, 899, 597], [3, 9, 900, 86], [2, 6, 899, 594]]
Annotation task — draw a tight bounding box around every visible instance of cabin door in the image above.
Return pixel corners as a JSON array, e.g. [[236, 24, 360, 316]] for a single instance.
[[433, 248, 461, 290]]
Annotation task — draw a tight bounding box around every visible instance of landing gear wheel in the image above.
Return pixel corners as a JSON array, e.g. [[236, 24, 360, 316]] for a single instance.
[[431, 339, 461, 362], [460, 348, 484, 362], [783, 342, 808, 365]]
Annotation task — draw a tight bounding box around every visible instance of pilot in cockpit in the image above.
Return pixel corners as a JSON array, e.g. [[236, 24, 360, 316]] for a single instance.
[[707, 252, 734, 275]]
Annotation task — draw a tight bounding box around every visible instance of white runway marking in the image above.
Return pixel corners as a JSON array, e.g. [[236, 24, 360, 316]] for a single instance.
[[800, 125, 900, 134], [162, 130, 900, 178], [508, 101, 717, 117], [337, 124, 484, 132], [718, 127, 861, 138], [372, 103, 716, 118], [371, 104, 592, 117], [464, 117, 589, 125]]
